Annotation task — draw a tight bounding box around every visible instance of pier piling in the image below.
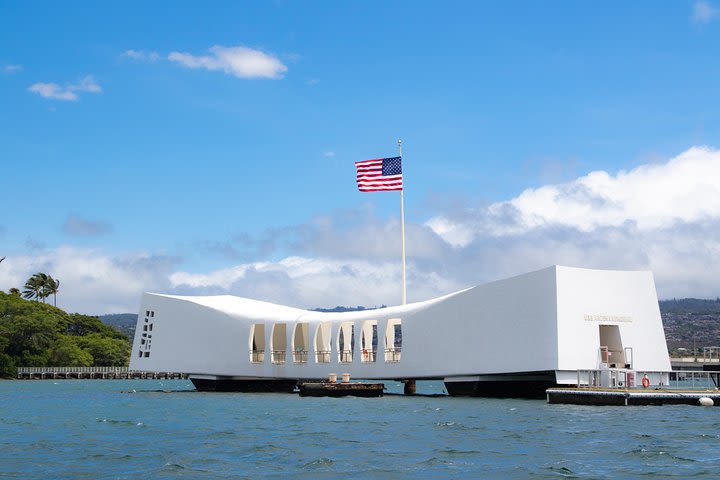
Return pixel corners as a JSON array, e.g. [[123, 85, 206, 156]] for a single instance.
[[403, 379, 417, 395]]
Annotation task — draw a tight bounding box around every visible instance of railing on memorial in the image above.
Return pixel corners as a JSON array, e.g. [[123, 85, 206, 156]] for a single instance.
[[385, 347, 401, 363], [576, 369, 717, 390]]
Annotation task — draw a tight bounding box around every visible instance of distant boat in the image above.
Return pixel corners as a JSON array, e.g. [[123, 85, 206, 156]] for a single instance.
[[129, 265, 671, 396]]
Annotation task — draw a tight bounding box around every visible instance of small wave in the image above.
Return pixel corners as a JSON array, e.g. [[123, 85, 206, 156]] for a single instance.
[[544, 464, 577, 478], [567, 429, 600, 436], [436, 421, 456, 427], [250, 443, 284, 454], [0, 419, 33, 427], [625, 448, 697, 463], [439, 448, 483, 456], [95, 418, 145, 427], [434, 421, 485, 432], [420, 456, 455, 467], [301, 457, 334, 469]]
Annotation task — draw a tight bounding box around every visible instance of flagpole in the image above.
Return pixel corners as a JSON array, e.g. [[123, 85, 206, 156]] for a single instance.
[[398, 139, 407, 305]]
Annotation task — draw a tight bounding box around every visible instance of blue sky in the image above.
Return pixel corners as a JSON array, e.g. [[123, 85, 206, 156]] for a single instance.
[[2, 1, 720, 313]]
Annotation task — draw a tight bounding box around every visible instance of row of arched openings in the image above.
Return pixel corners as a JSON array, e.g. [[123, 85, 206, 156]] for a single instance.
[[249, 319, 402, 364]]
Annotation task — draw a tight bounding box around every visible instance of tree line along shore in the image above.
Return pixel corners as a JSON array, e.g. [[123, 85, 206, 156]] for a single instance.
[[0, 292, 130, 378]]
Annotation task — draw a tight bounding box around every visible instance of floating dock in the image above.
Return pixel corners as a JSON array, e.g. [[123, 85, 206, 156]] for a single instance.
[[298, 382, 385, 397], [298, 381, 384, 397], [547, 387, 720, 406]]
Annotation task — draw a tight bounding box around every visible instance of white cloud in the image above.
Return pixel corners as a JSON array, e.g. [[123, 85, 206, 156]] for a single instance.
[[0, 247, 453, 313], [3, 146, 720, 313], [0, 247, 179, 314], [29, 83, 77, 101], [428, 146, 720, 244], [73, 75, 101, 93], [423, 146, 720, 298], [28, 75, 101, 101], [693, 1, 719, 23], [168, 45, 287, 79], [122, 49, 160, 62], [2, 64, 22, 73], [424, 217, 475, 248], [323, 151, 335, 157], [170, 256, 458, 309]]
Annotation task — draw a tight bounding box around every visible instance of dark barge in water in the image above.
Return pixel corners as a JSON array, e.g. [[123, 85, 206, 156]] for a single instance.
[[298, 381, 384, 397]]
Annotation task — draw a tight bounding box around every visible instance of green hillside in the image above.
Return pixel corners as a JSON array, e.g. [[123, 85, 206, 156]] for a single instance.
[[99, 313, 138, 339], [659, 298, 720, 315], [0, 292, 130, 378]]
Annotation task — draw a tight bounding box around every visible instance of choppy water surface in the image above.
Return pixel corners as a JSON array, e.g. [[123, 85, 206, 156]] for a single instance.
[[1, 380, 719, 479]]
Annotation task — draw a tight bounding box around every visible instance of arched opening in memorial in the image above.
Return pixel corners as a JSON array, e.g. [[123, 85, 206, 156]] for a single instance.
[[314, 322, 331, 363], [249, 323, 265, 363], [361, 320, 378, 363], [337, 321, 354, 363], [292, 322, 309, 363], [599, 324, 625, 368], [271, 323, 287, 364], [385, 318, 402, 362]]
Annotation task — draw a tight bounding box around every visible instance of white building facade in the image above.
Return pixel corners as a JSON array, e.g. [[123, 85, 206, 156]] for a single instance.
[[129, 266, 671, 396]]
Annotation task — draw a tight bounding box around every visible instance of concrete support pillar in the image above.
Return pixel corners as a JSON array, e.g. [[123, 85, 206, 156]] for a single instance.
[[403, 379, 416, 395]]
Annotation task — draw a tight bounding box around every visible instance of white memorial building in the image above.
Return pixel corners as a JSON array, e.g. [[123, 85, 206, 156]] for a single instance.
[[129, 265, 671, 396]]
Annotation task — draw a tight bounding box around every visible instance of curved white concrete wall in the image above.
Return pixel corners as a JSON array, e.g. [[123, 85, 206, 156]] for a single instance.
[[129, 265, 671, 381], [555, 266, 671, 373]]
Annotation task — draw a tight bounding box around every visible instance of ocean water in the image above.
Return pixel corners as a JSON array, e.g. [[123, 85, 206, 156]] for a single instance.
[[1, 380, 719, 479]]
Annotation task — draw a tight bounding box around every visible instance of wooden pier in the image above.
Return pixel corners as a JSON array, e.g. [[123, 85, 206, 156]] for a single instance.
[[16, 366, 187, 380]]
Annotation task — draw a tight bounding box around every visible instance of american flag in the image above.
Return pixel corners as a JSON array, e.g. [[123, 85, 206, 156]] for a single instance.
[[355, 156, 403, 192]]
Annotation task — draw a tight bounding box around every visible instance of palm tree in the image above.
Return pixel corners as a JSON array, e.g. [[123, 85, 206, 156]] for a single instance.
[[22, 273, 48, 302], [22, 274, 42, 301], [8, 287, 20, 296], [43, 276, 60, 307]]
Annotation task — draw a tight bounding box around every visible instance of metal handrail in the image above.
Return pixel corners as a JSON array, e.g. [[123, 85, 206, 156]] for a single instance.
[[315, 350, 331, 363], [384, 347, 401, 363], [576, 369, 718, 390], [293, 350, 309, 363], [360, 348, 377, 363], [271, 350, 286, 364], [598, 346, 629, 368]]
